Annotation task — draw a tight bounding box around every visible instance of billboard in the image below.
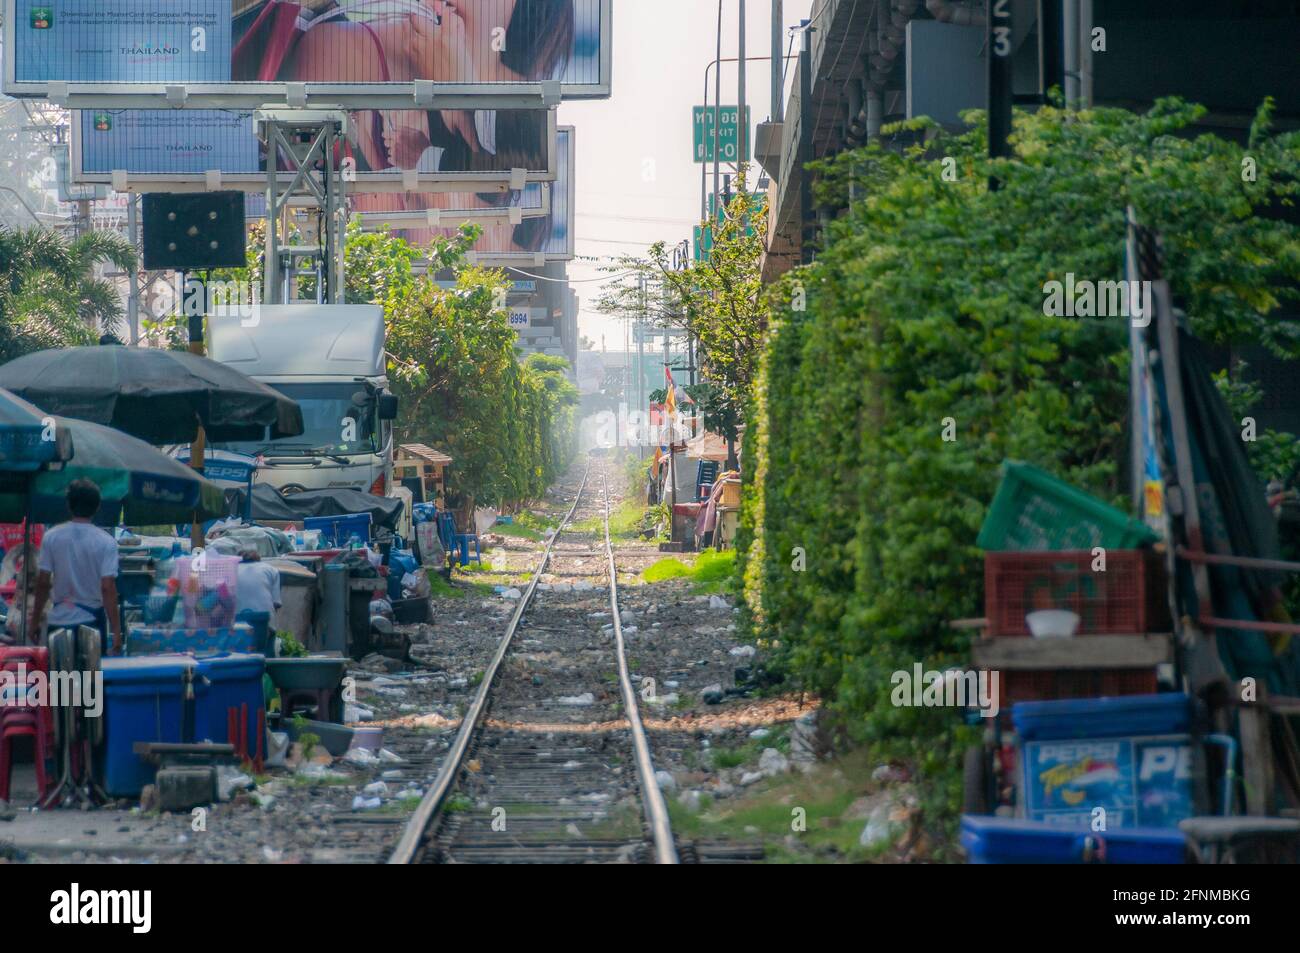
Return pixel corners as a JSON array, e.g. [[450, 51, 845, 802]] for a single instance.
[[356, 125, 572, 262], [72, 106, 557, 189], [5, 0, 611, 106]]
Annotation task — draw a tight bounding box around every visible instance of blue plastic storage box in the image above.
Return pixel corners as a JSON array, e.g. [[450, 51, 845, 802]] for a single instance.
[[961, 815, 1187, 864], [99, 655, 197, 797], [304, 512, 372, 547], [1012, 693, 1191, 742], [193, 653, 267, 753]]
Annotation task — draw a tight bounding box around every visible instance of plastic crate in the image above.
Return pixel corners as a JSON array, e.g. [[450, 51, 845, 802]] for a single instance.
[[720, 479, 742, 507], [995, 669, 1158, 714], [1012, 693, 1191, 741], [978, 461, 1158, 552], [985, 549, 1168, 637], [304, 512, 372, 547]]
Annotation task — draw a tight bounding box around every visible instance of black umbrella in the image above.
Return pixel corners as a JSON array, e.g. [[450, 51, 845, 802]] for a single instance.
[[0, 345, 304, 445]]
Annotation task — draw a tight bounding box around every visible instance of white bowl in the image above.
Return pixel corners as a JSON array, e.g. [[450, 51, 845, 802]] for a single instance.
[[1026, 609, 1080, 639]]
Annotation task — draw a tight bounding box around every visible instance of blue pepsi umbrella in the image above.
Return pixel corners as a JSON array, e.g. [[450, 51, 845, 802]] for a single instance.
[[0, 386, 73, 472], [0, 415, 225, 525]]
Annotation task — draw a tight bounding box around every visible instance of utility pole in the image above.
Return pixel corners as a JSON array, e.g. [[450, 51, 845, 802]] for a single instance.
[[126, 193, 141, 344], [637, 274, 646, 460], [738, 0, 747, 180], [987, 0, 1013, 191], [772, 0, 784, 122], [712, 0, 724, 216], [798, 20, 814, 263]]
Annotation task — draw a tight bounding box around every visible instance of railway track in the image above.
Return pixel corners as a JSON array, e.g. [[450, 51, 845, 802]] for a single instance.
[[389, 454, 680, 864]]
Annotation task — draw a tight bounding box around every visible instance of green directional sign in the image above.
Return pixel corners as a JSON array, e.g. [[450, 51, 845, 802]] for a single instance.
[[693, 105, 751, 163]]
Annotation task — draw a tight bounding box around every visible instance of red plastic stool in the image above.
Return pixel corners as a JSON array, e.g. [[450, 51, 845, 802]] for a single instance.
[[0, 647, 55, 804]]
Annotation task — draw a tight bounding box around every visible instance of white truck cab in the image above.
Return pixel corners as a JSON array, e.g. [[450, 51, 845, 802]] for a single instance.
[[208, 305, 398, 495]]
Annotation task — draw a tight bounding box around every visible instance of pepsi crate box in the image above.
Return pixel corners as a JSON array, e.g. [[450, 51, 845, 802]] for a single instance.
[[1020, 734, 1195, 828]]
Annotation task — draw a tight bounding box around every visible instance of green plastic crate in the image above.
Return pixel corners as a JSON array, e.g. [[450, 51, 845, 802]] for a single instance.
[[977, 461, 1158, 552]]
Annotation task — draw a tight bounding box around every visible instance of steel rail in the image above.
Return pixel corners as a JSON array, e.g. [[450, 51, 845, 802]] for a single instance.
[[388, 459, 593, 864], [601, 467, 680, 864]]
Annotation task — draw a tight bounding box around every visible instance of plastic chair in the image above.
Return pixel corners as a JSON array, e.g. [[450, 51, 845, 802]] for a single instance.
[[436, 511, 482, 567], [0, 646, 55, 805], [696, 460, 720, 501]]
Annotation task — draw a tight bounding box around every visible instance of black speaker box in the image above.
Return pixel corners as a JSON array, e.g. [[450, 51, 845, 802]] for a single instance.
[[142, 192, 246, 271]]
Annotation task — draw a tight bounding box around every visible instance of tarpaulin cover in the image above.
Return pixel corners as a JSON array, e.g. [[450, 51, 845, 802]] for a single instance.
[[0, 345, 304, 445], [228, 484, 404, 531], [1165, 328, 1298, 693]]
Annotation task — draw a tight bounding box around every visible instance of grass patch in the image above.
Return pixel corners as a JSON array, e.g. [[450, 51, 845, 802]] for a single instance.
[[491, 522, 543, 541], [670, 748, 881, 863], [426, 570, 466, 599], [691, 548, 735, 593], [642, 557, 693, 583], [514, 510, 559, 534], [571, 497, 647, 540], [639, 548, 737, 593]]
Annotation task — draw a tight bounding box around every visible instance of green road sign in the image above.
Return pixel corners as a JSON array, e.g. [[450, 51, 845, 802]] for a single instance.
[[693, 106, 751, 163]]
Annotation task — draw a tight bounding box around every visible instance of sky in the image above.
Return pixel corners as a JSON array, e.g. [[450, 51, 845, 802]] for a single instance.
[[559, 0, 814, 351]]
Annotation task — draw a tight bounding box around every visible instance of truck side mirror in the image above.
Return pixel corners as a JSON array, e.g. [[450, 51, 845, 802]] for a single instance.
[[378, 393, 399, 420]]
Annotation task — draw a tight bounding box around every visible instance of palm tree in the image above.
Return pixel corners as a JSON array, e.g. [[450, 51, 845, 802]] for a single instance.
[[0, 226, 136, 361]]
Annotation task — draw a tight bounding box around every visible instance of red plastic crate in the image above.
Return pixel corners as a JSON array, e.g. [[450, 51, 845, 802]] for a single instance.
[[984, 550, 1168, 637], [997, 669, 1159, 710]]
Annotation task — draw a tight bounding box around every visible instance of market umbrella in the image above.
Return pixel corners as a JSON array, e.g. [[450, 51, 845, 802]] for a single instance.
[[0, 415, 226, 525], [0, 345, 304, 445], [0, 387, 73, 471]]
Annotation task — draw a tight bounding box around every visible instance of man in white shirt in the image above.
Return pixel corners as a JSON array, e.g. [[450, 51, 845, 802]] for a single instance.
[[32, 479, 121, 654], [235, 548, 281, 655]]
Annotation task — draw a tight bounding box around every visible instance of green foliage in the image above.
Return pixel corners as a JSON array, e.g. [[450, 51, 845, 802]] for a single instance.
[[346, 224, 578, 508], [741, 99, 1300, 819], [642, 557, 693, 583], [691, 548, 736, 593], [1213, 367, 1300, 486], [0, 226, 137, 359], [641, 548, 735, 591]]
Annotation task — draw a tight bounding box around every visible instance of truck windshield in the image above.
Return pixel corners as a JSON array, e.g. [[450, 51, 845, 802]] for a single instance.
[[213, 382, 378, 457]]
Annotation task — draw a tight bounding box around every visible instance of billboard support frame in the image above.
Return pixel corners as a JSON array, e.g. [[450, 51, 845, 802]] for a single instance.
[[258, 110, 347, 305]]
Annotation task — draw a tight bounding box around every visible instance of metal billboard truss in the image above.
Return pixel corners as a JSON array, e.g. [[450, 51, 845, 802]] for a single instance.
[[258, 108, 347, 305], [4, 0, 612, 108], [70, 106, 558, 192]]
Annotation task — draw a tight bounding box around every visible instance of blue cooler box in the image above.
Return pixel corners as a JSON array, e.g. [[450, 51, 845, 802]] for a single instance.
[[1012, 693, 1191, 742], [99, 655, 197, 797], [193, 653, 266, 751], [962, 816, 1187, 864]]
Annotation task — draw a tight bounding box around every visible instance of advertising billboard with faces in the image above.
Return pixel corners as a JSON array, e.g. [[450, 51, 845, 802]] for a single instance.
[[5, 0, 611, 105], [72, 106, 557, 188], [354, 125, 572, 261]]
